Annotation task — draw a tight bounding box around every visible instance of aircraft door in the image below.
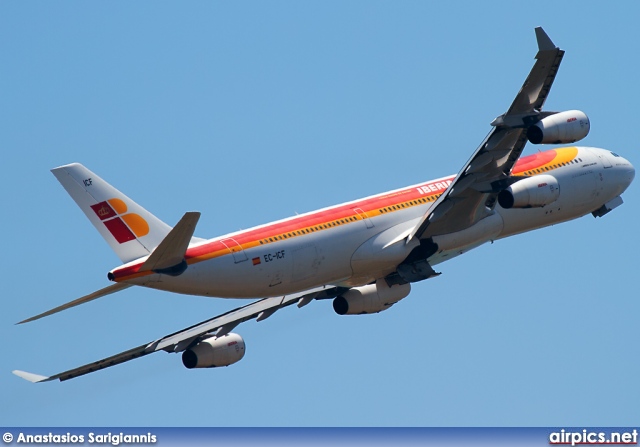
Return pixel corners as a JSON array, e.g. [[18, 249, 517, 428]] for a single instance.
[[596, 152, 612, 168], [353, 207, 374, 228], [220, 238, 248, 263]]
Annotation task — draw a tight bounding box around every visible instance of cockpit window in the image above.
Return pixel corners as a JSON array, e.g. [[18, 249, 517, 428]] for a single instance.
[[611, 152, 621, 157]]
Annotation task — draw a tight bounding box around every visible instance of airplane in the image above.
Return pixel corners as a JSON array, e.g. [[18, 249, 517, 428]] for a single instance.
[[13, 27, 634, 383]]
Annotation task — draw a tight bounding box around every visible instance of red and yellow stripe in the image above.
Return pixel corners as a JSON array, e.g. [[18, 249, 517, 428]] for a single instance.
[[512, 147, 579, 176], [111, 147, 579, 281]]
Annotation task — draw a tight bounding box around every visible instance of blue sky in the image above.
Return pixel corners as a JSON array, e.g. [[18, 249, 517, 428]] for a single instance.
[[2, 2, 639, 426]]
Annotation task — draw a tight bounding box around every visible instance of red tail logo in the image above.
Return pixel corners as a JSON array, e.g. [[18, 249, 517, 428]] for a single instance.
[[91, 198, 149, 244]]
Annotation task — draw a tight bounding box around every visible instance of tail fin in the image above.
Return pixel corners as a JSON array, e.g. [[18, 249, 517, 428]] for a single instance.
[[52, 163, 173, 263]]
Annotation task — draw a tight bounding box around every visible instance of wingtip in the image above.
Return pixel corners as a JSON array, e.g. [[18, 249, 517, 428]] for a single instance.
[[16, 316, 36, 325], [13, 370, 52, 383], [16, 283, 132, 325], [535, 27, 556, 51], [17, 311, 58, 325]]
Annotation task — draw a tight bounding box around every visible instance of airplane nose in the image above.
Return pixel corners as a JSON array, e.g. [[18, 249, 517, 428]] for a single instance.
[[616, 156, 635, 194], [623, 158, 635, 189]]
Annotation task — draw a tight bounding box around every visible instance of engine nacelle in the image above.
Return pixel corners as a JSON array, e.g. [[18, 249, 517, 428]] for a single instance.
[[526, 110, 590, 144], [498, 174, 560, 209], [333, 280, 411, 315], [182, 333, 245, 369]]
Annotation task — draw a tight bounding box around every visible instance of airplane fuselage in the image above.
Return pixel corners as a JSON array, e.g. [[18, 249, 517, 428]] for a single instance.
[[111, 146, 634, 298]]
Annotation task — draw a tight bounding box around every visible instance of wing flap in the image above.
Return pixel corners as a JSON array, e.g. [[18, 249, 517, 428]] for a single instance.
[[14, 342, 153, 383]]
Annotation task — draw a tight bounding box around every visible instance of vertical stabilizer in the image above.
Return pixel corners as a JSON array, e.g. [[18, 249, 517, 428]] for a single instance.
[[52, 163, 172, 263]]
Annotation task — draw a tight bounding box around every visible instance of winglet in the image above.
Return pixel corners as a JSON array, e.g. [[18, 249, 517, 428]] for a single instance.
[[535, 27, 556, 51], [12, 370, 52, 383]]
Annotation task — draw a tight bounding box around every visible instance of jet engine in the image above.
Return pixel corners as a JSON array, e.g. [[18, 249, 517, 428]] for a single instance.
[[498, 174, 560, 209], [182, 333, 245, 368], [526, 110, 590, 144], [333, 280, 411, 315]]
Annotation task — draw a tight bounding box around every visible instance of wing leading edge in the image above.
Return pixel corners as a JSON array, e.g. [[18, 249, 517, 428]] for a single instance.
[[13, 286, 342, 382], [408, 27, 564, 241]]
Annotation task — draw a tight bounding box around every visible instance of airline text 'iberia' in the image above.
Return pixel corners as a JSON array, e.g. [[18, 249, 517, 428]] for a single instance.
[[416, 180, 452, 195]]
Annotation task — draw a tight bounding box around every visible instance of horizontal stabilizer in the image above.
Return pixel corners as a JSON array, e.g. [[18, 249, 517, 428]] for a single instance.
[[139, 212, 201, 274], [17, 283, 131, 324]]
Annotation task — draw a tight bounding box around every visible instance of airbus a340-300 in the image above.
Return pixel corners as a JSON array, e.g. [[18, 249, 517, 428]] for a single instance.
[[14, 28, 634, 382]]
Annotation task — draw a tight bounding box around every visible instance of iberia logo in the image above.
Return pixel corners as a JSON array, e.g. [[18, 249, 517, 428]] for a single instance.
[[90, 198, 149, 244]]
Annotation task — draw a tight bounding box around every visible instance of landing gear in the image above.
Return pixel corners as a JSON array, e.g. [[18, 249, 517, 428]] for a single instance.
[[385, 239, 441, 286]]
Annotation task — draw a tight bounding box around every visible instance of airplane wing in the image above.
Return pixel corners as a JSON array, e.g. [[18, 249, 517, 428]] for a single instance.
[[408, 27, 564, 241], [13, 285, 343, 382]]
